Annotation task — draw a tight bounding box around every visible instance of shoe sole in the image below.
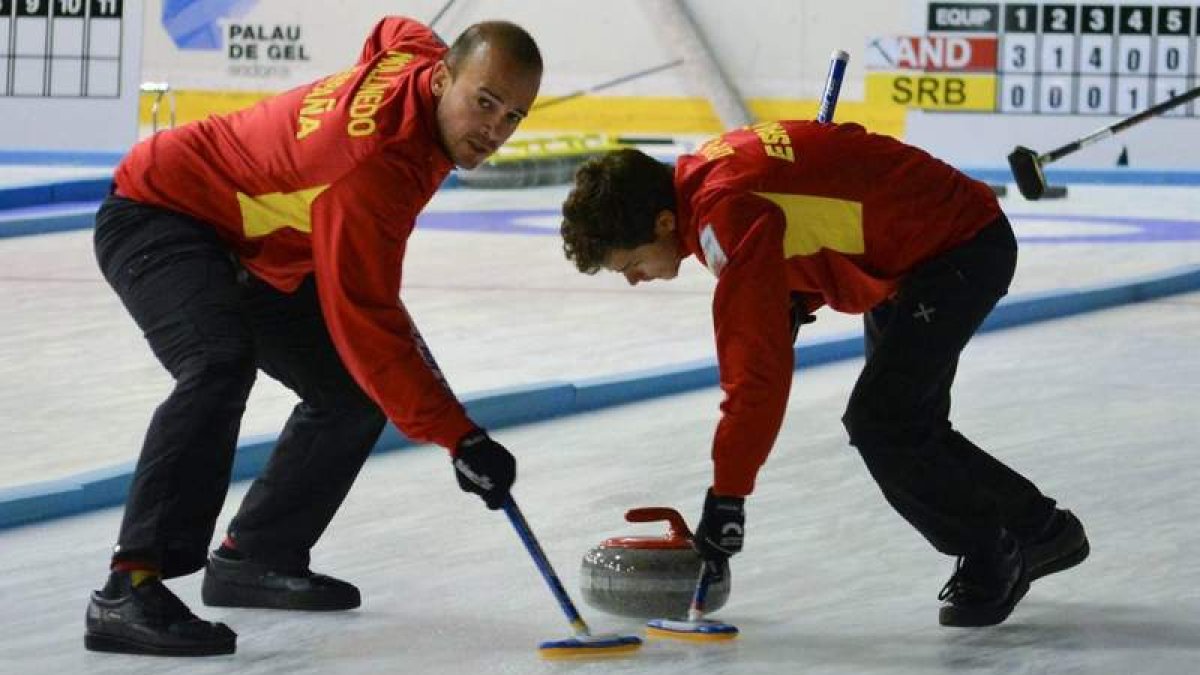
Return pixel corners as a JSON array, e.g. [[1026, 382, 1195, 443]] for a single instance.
[[201, 577, 360, 611], [1029, 538, 1090, 582], [84, 632, 235, 656]]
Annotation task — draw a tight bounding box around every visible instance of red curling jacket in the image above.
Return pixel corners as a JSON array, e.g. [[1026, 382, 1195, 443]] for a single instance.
[[673, 120, 1001, 496], [113, 17, 477, 451]]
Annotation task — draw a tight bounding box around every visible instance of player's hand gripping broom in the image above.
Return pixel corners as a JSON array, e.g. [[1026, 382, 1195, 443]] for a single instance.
[[645, 47, 850, 644]]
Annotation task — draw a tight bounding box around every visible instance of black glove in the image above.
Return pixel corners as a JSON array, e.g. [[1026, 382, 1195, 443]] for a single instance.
[[692, 488, 746, 563], [452, 429, 516, 510], [790, 291, 817, 342]]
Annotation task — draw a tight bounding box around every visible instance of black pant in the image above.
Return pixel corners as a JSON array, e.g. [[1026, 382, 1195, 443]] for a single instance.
[[94, 196, 386, 577], [842, 216, 1057, 556]]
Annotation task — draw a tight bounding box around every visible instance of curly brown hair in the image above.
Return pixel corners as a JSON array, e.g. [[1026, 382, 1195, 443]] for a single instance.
[[560, 148, 676, 274]]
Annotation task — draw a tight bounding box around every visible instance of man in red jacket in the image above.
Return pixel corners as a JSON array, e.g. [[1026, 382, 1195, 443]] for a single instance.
[[85, 17, 541, 656], [560, 121, 1089, 628]]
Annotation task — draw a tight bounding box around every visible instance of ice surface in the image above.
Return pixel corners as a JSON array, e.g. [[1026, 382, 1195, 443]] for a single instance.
[[1, 171, 1198, 673]]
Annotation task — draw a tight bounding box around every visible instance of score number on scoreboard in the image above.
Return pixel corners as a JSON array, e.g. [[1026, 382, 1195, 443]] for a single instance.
[[987, 3, 1198, 115], [868, 3, 1199, 116]]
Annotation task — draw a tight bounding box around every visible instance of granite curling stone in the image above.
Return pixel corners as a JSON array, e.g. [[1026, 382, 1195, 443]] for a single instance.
[[580, 507, 730, 619]]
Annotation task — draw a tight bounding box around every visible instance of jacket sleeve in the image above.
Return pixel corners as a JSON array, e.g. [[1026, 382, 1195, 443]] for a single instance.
[[308, 162, 476, 452], [704, 195, 796, 497], [358, 16, 446, 64]]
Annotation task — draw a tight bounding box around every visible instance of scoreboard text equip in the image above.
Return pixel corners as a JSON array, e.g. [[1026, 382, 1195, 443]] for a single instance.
[[928, 2, 1199, 116], [0, 0, 124, 98]]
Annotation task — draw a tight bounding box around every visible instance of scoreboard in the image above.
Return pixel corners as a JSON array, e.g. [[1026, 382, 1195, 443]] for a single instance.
[[871, 1, 1199, 171], [870, 2, 1199, 116], [0, 0, 141, 151], [944, 3, 1200, 116]]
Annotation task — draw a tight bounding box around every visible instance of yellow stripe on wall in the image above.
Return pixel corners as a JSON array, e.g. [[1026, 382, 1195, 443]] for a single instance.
[[141, 91, 909, 139], [748, 99, 905, 139], [139, 90, 269, 128]]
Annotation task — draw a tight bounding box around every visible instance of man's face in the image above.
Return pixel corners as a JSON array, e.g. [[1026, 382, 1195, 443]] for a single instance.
[[605, 211, 683, 286], [432, 45, 541, 169]]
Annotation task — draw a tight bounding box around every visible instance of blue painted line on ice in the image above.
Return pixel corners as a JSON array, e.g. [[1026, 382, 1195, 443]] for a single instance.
[[0, 150, 123, 166], [8, 204, 1200, 243], [1004, 213, 1200, 243], [3, 149, 1198, 188], [409, 209, 1200, 243], [1, 263, 1197, 531], [965, 168, 1200, 187], [2, 165, 1198, 223], [0, 175, 460, 216]]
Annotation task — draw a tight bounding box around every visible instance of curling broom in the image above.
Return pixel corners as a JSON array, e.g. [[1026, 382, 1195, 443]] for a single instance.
[[645, 47, 850, 643], [646, 560, 739, 641], [503, 497, 642, 659], [1008, 84, 1200, 200], [817, 49, 849, 124]]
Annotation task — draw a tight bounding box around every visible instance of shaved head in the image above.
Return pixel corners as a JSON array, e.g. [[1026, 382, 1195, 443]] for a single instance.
[[446, 21, 543, 77], [431, 21, 542, 169]]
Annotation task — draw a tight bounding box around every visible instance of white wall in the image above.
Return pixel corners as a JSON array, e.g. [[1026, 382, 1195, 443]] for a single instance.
[[83, 1, 1200, 170], [139, 0, 904, 102]]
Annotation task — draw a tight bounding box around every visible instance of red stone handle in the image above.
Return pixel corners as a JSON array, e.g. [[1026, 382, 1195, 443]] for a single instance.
[[624, 507, 693, 541]]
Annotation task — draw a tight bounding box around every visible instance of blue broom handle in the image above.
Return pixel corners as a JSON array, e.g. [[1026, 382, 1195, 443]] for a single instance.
[[818, 49, 849, 123], [687, 561, 720, 622], [503, 497, 591, 635]]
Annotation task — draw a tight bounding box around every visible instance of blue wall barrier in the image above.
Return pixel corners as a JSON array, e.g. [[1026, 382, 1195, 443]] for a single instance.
[[2, 263, 1197, 530], [0, 178, 111, 211]]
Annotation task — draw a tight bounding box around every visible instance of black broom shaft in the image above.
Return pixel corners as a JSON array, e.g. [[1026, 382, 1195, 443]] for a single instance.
[[533, 59, 685, 111], [429, 0, 456, 29], [1043, 85, 1200, 163]]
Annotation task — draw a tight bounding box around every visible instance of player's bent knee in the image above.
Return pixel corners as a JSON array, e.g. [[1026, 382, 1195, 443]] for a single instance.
[[174, 353, 256, 400], [842, 404, 884, 449], [841, 405, 913, 462], [340, 403, 386, 437], [306, 379, 383, 421]]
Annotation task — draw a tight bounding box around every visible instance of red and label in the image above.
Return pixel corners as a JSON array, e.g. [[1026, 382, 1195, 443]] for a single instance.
[[867, 35, 998, 72]]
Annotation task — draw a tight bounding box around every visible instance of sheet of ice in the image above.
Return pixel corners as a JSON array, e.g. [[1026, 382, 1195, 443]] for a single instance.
[[2, 184, 1199, 486], [1, 292, 1197, 674]]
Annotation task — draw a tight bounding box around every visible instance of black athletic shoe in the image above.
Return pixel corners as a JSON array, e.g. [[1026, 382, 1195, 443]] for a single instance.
[[1023, 509, 1089, 582], [938, 532, 1030, 627], [84, 572, 236, 656], [201, 550, 360, 611]]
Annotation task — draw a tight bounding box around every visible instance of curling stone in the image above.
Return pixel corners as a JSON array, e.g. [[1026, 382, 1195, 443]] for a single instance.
[[580, 507, 730, 619]]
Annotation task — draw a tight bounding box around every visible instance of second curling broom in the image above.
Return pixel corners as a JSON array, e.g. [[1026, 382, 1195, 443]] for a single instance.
[[645, 47, 851, 644]]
